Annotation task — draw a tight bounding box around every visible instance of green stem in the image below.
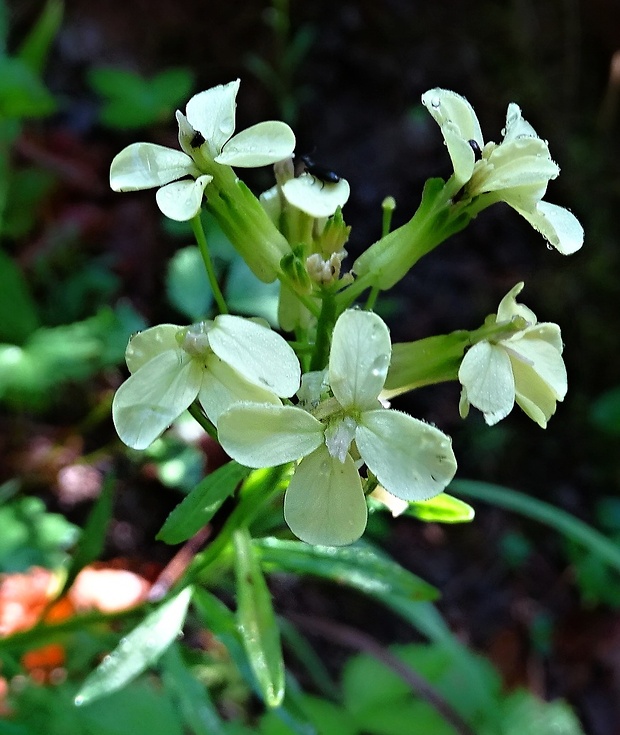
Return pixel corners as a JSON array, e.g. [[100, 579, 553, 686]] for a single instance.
[[188, 402, 217, 440], [310, 292, 336, 370], [191, 214, 229, 315], [451, 479, 620, 572], [365, 285, 380, 311]]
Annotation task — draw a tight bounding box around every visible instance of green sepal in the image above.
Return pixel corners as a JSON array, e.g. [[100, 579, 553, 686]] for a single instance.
[[403, 492, 475, 523], [383, 331, 470, 398], [233, 529, 285, 708]]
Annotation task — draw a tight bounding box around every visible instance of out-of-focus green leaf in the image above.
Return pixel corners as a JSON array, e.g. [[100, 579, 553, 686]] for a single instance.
[[89, 67, 194, 129], [74, 586, 193, 706], [62, 475, 114, 593], [590, 386, 620, 436], [166, 245, 213, 320], [254, 538, 439, 602], [16, 0, 64, 75], [2, 167, 56, 238], [158, 461, 250, 544], [0, 249, 39, 343], [488, 689, 584, 735], [404, 492, 475, 523], [234, 529, 285, 708], [0, 496, 79, 572], [0, 57, 55, 118], [160, 643, 225, 735], [226, 255, 280, 326], [260, 695, 354, 735]]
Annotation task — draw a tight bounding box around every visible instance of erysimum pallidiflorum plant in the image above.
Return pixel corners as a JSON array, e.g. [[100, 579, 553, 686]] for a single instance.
[[97, 78, 583, 712]]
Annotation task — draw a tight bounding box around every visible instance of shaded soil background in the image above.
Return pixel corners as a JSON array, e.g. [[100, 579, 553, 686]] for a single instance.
[[4, 0, 620, 733]]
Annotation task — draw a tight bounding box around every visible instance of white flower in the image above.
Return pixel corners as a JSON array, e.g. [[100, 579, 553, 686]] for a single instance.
[[113, 317, 301, 450], [110, 79, 295, 221], [218, 310, 457, 546], [421, 88, 583, 255], [458, 282, 567, 427], [282, 173, 350, 218]]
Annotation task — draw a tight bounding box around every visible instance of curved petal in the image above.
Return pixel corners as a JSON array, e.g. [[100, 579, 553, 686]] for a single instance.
[[217, 403, 324, 467], [512, 200, 584, 255], [502, 103, 540, 141], [208, 315, 301, 397], [125, 324, 182, 374], [215, 121, 296, 167], [198, 354, 281, 425], [112, 351, 202, 450], [329, 310, 391, 410], [505, 337, 567, 400], [282, 174, 350, 217], [155, 175, 212, 221], [110, 143, 196, 192], [185, 80, 240, 154], [458, 341, 515, 425], [284, 446, 367, 546], [356, 409, 457, 501], [511, 357, 564, 428], [494, 182, 549, 212], [480, 137, 558, 193], [496, 282, 537, 324], [520, 322, 563, 353], [442, 124, 477, 186]]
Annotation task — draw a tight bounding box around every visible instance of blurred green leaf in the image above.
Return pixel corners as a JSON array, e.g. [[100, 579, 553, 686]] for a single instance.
[[166, 245, 213, 320], [400, 493, 475, 523], [0, 57, 55, 118], [0, 496, 79, 572], [490, 689, 584, 735], [590, 386, 620, 436], [62, 475, 115, 593], [75, 586, 193, 706], [16, 0, 64, 76], [234, 529, 285, 708], [158, 461, 250, 544], [2, 166, 56, 238], [226, 255, 280, 326], [0, 249, 39, 343], [89, 67, 194, 129], [160, 643, 225, 735], [254, 538, 439, 602]]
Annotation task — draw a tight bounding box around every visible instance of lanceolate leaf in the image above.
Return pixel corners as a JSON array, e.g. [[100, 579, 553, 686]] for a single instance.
[[157, 461, 250, 544], [234, 529, 285, 708], [254, 538, 438, 602], [74, 586, 193, 706]]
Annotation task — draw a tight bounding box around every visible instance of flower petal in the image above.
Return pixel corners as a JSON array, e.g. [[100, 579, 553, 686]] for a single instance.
[[511, 356, 564, 427], [458, 341, 515, 425], [356, 409, 457, 501], [208, 315, 301, 397], [215, 121, 296, 167], [282, 174, 350, 217], [112, 351, 202, 450], [502, 103, 540, 141], [512, 200, 584, 255], [496, 282, 537, 324], [329, 310, 391, 410], [481, 137, 558, 192], [506, 337, 567, 400], [110, 143, 197, 191], [185, 80, 240, 154], [217, 404, 324, 467], [155, 175, 212, 221], [198, 354, 281, 425], [284, 445, 367, 546], [125, 324, 182, 374], [421, 88, 483, 184], [520, 322, 563, 353]]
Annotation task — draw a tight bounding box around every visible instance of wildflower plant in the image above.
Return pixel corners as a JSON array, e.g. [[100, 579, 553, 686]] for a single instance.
[[101, 79, 583, 711]]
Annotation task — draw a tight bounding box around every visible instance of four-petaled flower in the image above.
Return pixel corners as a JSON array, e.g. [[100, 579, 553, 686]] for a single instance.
[[109, 79, 295, 221], [218, 310, 457, 546], [421, 88, 583, 255], [458, 282, 567, 427], [113, 316, 301, 450]]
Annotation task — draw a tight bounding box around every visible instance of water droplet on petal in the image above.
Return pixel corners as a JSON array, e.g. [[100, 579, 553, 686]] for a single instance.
[[431, 97, 441, 108]]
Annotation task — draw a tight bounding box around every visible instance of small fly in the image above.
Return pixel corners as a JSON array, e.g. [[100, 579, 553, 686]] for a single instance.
[[190, 131, 206, 148]]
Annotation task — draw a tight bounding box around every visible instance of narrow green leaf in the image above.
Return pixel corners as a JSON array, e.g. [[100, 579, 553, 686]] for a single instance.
[[234, 529, 285, 708], [0, 58, 55, 118], [254, 538, 439, 602], [451, 479, 620, 572], [17, 0, 64, 75], [158, 461, 250, 544], [404, 492, 475, 523], [74, 586, 193, 706], [63, 474, 115, 592], [160, 643, 225, 735]]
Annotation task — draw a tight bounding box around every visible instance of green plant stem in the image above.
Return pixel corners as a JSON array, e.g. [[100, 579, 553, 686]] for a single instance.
[[191, 213, 228, 315], [310, 292, 336, 370], [188, 402, 217, 440], [365, 284, 380, 311], [451, 479, 620, 571]]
